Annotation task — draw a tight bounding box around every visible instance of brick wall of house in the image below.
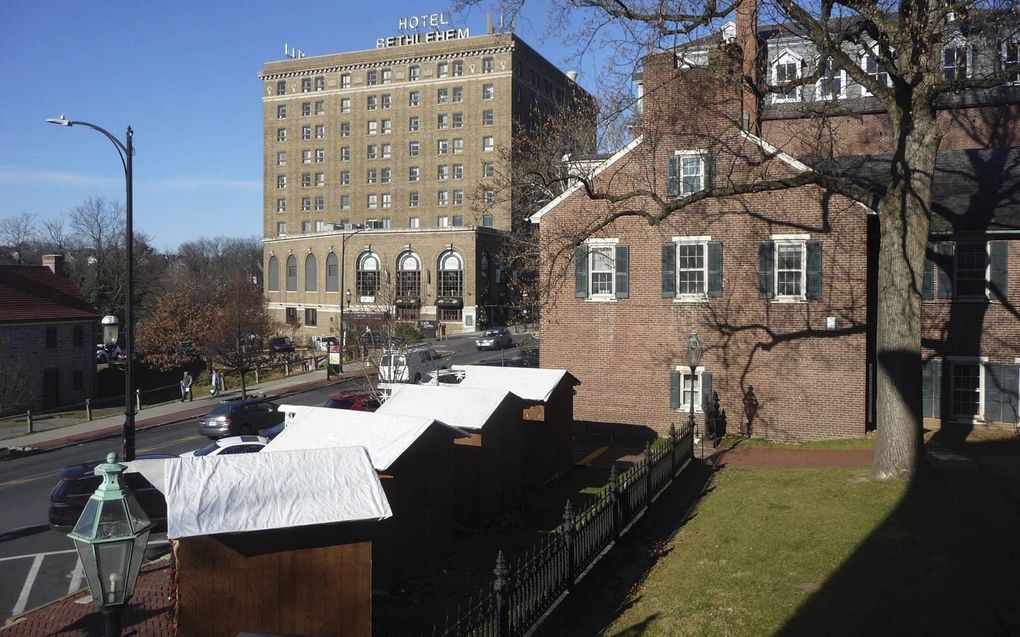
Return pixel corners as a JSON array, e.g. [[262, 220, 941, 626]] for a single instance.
[[0, 320, 95, 411]]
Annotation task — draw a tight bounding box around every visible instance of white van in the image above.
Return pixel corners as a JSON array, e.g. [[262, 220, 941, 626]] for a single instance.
[[378, 347, 449, 383]]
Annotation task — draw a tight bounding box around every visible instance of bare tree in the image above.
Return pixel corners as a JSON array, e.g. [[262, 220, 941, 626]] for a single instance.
[[0, 212, 37, 265]]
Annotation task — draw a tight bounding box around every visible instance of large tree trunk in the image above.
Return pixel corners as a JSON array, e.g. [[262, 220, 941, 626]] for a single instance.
[[872, 107, 942, 480]]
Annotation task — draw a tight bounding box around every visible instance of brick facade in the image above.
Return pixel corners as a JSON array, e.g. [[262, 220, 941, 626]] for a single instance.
[[0, 320, 96, 411]]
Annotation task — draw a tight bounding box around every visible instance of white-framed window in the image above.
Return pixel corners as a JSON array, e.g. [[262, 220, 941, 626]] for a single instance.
[[315, 148, 325, 163], [409, 65, 420, 81], [340, 194, 351, 209], [382, 193, 392, 208], [437, 62, 449, 78], [381, 144, 391, 159], [452, 87, 463, 103], [1003, 38, 1020, 83], [453, 190, 464, 205], [382, 69, 392, 84], [367, 168, 378, 184], [340, 170, 350, 185], [340, 146, 350, 161], [313, 125, 324, 140], [276, 80, 287, 95], [366, 70, 378, 86], [437, 164, 449, 181], [437, 88, 449, 104], [367, 121, 378, 135], [301, 125, 311, 140], [438, 139, 449, 155], [817, 57, 846, 100], [409, 216, 420, 228], [771, 49, 802, 103], [367, 194, 378, 209], [409, 91, 420, 106], [483, 83, 494, 100], [315, 172, 325, 187], [676, 367, 704, 413], [483, 136, 494, 152], [357, 251, 381, 299], [677, 239, 709, 297], [277, 128, 287, 142], [367, 95, 377, 110], [409, 141, 420, 157], [452, 112, 463, 128], [367, 144, 377, 160], [589, 243, 617, 297], [949, 358, 987, 421], [453, 164, 464, 180], [301, 78, 312, 93], [943, 39, 970, 80], [409, 191, 419, 207], [381, 168, 391, 184], [276, 198, 286, 213], [340, 98, 351, 113], [409, 116, 420, 132], [302, 102, 311, 117], [437, 190, 449, 206], [438, 113, 449, 130], [277, 221, 287, 236], [301, 197, 311, 212], [483, 189, 494, 204], [452, 138, 464, 154], [668, 151, 710, 196], [482, 57, 494, 73], [775, 238, 806, 299], [409, 166, 420, 182], [314, 196, 324, 211], [276, 151, 286, 166], [452, 60, 464, 77], [438, 215, 449, 227], [315, 100, 324, 115], [482, 162, 494, 178], [314, 76, 324, 91], [381, 94, 392, 109], [381, 119, 392, 134], [302, 149, 312, 164], [482, 110, 494, 126], [482, 214, 493, 227], [452, 215, 464, 226], [276, 104, 287, 119], [860, 46, 892, 96], [340, 73, 351, 88], [277, 175, 287, 189], [301, 173, 312, 188]]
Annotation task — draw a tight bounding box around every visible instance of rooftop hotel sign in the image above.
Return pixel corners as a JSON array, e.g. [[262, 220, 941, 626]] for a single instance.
[[377, 12, 470, 48]]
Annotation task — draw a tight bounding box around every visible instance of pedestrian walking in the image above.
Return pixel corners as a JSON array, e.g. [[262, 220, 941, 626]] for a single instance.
[[181, 371, 193, 402], [209, 369, 221, 397]]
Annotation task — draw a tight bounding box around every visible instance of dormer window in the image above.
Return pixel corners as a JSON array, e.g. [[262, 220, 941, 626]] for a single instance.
[[771, 50, 802, 103], [817, 57, 846, 100], [943, 39, 970, 81]]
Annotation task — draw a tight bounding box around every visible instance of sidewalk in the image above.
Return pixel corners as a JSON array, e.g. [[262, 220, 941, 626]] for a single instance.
[[0, 362, 372, 458]]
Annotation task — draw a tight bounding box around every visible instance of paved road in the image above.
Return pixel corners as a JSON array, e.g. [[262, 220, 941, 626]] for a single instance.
[[0, 335, 528, 623]]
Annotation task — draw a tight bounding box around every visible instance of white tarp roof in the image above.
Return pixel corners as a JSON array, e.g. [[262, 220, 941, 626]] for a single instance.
[[452, 365, 578, 403], [264, 406, 463, 470], [164, 446, 391, 539], [376, 384, 517, 431]]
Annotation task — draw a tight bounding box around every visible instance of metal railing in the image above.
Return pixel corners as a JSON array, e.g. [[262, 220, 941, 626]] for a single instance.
[[428, 421, 696, 637]]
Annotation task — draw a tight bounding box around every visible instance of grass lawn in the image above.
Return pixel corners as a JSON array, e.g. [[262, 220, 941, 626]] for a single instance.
[[598, 466, 1020, 636]]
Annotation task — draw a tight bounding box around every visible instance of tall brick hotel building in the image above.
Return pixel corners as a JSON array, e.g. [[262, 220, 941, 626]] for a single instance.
[[259, 15, 589, 336], [534, 3, 1020, 441]]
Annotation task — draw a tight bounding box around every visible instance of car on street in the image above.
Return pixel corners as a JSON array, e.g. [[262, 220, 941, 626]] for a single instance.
[[312, 335, 339, 351], [48, 453, 175, 532], [269, 336, 295, 353], [198, 398, 284, 438], [180, 435, 269, 458], [260, 391, 382, 439], [475, 327, 513, 351], [378, 347, 449, 383]]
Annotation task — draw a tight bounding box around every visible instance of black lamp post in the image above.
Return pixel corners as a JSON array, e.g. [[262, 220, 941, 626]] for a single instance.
[[686, 329, 703, 456], [48, 116, 136, 461], [336, 228, 366, 373]]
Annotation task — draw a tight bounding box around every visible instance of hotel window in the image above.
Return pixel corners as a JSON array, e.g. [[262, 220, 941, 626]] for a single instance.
[[340, 73, 351, 88], [276, 198, 287, 212], [453, 164, 464, 180], [943, 40, 970, 80], [483, 189, 494, 204], [575, 240, 627, 299], [381, 94, 392, 109], [452, 215, 464, 226], [381, 143, 392, 159], [277, 128, 287, 142], [315, 148, 325, 163], [301, 78, 312, 92], [340, 146, 350, 161], [437, 191, 449, 206], [315, 172, 325, 187], [482, 84, 494, 100], [437, 251, 464, 319], [276, 151, 286, 166], [438, 139, 449, 155], [367, 121, 378, 135], [381, 119, 392, 134], [315, 100, 325, 115], [367, 70, 378, 85], [301, 197, 311, 212], [409, 65, 420, 80], [302, 149, 312, 164], [410, 216, 420, 228], [668, 151, 711, 196], [326, 253, 338, 291], [482, 110, 494, 125], [340, 170, 350, 185], [452, 60, 464, 76], [285, 307, 297, 324], [396, 251, 422, 299], [662, 239, 722, 299], [817, 57, 845, 100], [453, 190, 464, 206], [482, 214, 493, 227], [438, 216, 449, 227], [277, 80, 287, 95], [315, 125, 325, 139], [437, 164, 449, 180], [452, 87, 463, 102], [367, 144, 378, 159], [409, 166, 420, 181], [301, 125, 311, 140], [483, 136, 494, 152], [758, 237, 822, 300], [452, 138, 464, 154], [437, 88, 449, 104], [357, 252, 381, 299], [1004, 39, 1020, 83], [302, 102, 311, 116], [382, 69, 392, 84], [302, 173, 312, 188], [367, 95, 377, 110], [340, 98, 351, 113], [771, 50, 802, 102], [276, 104, 287, 119], [340, 194, 351, 209], [314, 196, 324, 211], [482, 57, 494, 73], [277, 222, 287, 236], [438, 114, 449, 129], [314, 76, 324, 91], [380, 168, 391, 184], [453, 112, 463, 128], [382, 193, 392, 208], [340, 122, 351, 137], [409, 116, 420, 132], [409, 91, 420, 106], [367, 168, 378, 184], [367, 194, 378, 209], [409, 141, 420, 157], [482, 162, 494, 177], [437, 62, 449, 78], [409, 191, 419, 207], [277, 175, 287, 189], [305, 308, 317, 326]]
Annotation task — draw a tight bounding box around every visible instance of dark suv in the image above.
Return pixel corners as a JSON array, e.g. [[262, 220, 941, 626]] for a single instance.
[[268, 336, 295, 353], [49, 453, 174, 532], [199, 398, 284, 438]]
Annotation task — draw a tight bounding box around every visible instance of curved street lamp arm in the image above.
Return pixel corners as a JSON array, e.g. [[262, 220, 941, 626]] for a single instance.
[[47, 117, 131, 177]]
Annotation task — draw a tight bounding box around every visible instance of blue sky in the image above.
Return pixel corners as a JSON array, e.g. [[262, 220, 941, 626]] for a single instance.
[[0, 1, 603, 251]]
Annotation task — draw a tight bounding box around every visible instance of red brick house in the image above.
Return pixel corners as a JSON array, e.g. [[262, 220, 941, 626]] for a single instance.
[[533, 9, 1020, 441]]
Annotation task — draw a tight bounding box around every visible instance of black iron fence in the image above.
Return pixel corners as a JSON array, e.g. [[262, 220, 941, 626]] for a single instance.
[[428, 421, 696, 637]]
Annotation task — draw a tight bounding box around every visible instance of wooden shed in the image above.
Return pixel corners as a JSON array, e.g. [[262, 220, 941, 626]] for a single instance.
[[377, 385, 527, 526], [163, 447, 391, 637], [265, 407, 464, 592], [455, 366, 580, 485]]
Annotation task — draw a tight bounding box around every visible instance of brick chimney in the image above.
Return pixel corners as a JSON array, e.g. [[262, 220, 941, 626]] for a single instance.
[[736, 0, 760, 134], [42, 254, 65, 277]]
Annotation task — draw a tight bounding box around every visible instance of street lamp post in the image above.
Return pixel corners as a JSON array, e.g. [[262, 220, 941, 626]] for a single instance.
[[48, 116, 136, 462], [686, 329, 704, 458], [337, 227, 367, 372]]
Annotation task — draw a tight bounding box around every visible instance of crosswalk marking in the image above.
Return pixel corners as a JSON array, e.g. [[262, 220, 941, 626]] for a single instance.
[[11, 554, 44, 617], [0, 549, 76, 563], [68, 557, 84, 595]]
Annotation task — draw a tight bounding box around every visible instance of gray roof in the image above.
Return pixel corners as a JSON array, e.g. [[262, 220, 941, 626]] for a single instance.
[[814, 147, 1020, 235]]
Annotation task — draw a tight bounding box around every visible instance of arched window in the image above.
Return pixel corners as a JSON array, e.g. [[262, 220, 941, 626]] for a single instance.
[[267, 256, 279, 291], [325, 252, 339, 292], [437, 250, 464, 321], [396, 252, 421, 297], [356, 251, 380, 299], [304, 253, 318, 291], [286, 255, 297, 291]]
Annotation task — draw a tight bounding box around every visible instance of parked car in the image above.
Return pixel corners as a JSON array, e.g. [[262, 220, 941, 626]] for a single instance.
[[379, 347, 449, 383], [180, 435, 269, 458], [312, 335, 339, 351], [261, 392, 382, 439], [198, 398, 284, 438], [475, 327, 513, 351], [268, 336, 295, 353], [48, 453, 175, 532]]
